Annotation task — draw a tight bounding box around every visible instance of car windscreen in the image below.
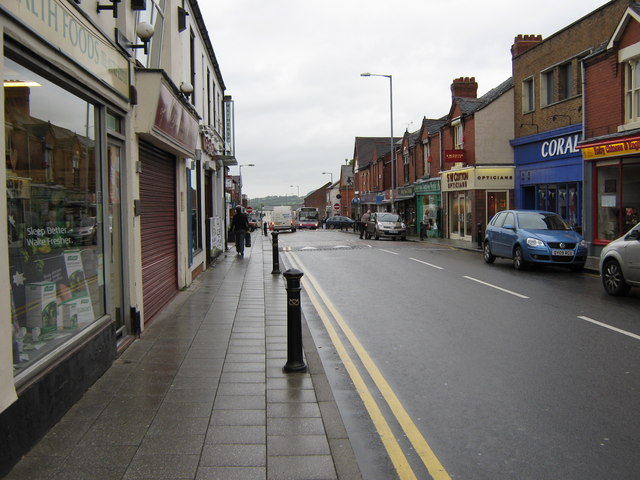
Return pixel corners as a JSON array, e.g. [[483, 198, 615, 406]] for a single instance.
[[517, 212, 570, 230], [377, 213, 400, 222]]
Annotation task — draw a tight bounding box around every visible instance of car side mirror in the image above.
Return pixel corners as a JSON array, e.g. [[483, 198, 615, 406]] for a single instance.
[[503, 223, 515, 230]]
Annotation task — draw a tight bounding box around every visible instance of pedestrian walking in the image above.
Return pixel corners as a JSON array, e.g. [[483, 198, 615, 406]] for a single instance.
[[359, 210, 371, 239], [421, 211, 429, 240], [263, 219, 268, 236], [230, 205, 250, 256]]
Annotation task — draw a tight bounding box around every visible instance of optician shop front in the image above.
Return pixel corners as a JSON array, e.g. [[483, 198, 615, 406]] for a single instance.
[[1, 3, 134, 473], [441, 166, 514, 243]]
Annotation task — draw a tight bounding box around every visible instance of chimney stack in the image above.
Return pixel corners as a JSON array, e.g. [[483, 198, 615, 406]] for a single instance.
[[451, 77, 478, 99], [511, 34, 543, 58]]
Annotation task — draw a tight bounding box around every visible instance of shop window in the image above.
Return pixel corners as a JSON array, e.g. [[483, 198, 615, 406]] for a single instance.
[[5, 57, 106, 375], [597, 165, 620, 240], [487, 191, 507, 224], [622, 163, 640, 233], [522, 77, 534, 113], [624, 60, 640, 124], [189, 161, 202, 256]]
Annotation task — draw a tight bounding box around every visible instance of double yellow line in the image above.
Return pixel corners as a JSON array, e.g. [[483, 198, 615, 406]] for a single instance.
[[285, 252, 451, 480]]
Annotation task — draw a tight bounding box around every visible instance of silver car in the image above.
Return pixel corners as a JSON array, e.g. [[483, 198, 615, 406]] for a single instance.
[[599, 222, 640, 296], [365, 212, 407, 240]]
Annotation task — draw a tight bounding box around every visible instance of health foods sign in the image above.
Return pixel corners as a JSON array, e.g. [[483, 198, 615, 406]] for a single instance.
[[8, 0, 130, 97]]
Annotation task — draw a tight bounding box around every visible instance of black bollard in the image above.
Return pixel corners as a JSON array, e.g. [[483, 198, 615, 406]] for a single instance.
[[477, 223, 482, 249], [283, 269, 307, 373], [271, 231, 280, 274]]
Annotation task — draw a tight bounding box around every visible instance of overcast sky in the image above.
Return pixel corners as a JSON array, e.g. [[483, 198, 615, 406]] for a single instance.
[[200, 0, 613, 201]]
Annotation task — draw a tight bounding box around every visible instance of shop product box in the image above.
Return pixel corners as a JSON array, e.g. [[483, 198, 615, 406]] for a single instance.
[[25, 281, 58, 334], [57, 300, 78, 330], [63, 250, 95, 324]]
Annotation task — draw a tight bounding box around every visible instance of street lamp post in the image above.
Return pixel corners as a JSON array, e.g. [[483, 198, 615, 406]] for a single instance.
[[360, 72, 395, 212], [322, 171, 333, 184], [290, 184, 300, 199], [238, 163, 255, 204]]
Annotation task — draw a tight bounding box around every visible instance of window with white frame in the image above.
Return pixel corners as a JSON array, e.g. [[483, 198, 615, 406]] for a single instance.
[[403, 148, 410, 184], [423, 141, 431, 177], [452, 120, 463, 149], [541, 69, 554, 107], [136, 0, 165, 68], [625, 59, 640, 123], [558, 62, 572, 101], [522, 77, 534, 113]]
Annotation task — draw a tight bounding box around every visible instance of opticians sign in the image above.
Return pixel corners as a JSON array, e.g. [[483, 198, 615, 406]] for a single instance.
[[442, 167, 514, 191]]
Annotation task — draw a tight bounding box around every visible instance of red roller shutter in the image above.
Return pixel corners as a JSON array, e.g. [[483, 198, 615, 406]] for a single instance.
[[139, 141, 178, 323]]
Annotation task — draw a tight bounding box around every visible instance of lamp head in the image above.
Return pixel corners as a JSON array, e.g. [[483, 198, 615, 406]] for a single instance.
[[360, 73, 371, 77], [136, 22, 154, 41], [180, 82, 194, 95]]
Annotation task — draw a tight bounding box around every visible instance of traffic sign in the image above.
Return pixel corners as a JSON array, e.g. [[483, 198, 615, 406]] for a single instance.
[[333, 203, 340, 211], [246, 206, 253, 214]]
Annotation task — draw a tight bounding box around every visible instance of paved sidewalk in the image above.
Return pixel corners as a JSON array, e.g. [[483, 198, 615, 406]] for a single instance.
[[5, 232, 361, 480]]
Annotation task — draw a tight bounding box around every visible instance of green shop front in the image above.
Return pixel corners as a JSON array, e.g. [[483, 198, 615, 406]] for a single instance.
[[415, 179, 442, 238]]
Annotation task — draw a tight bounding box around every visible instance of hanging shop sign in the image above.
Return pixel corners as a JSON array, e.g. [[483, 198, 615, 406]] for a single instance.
[[7, 0, 130, 97]]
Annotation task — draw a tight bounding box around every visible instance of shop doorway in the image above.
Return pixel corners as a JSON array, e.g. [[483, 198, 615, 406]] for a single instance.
[[107, 139, 127, 339], [450, 192, 472, 240]]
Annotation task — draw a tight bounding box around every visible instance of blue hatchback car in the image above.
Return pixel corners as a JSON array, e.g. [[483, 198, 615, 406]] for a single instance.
[[483, 210, 587, 271]]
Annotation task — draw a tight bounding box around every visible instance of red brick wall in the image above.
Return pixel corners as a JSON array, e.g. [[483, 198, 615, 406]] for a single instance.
[[584, 51, 624, 139], [305, 186, 328, 219], [512, 0, 628, 137]]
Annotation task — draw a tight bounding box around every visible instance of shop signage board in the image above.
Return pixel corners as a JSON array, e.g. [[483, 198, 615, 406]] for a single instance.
[[6, 0, 130, 97], [442, 167, 515, 191], [579, 136, 640, 160]]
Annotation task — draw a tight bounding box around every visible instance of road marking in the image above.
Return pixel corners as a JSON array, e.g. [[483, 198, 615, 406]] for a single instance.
[[301, 246, 318, 250], [379, 249, 399, 255], [287, 252, 452, 480], [463, 276, 530, 299], [410, 258, 444, 270], [577, 316, 640, 341]]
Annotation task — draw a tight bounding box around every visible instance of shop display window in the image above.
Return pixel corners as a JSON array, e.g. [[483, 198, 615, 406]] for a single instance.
[[5, 57, 106, 375], [596, 162, 640, 241]]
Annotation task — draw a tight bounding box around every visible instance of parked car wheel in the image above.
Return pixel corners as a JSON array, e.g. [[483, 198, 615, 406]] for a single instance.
[[483, 241, 496, 264], [601, 259, 631, 296], [513, 246, 527, 270]]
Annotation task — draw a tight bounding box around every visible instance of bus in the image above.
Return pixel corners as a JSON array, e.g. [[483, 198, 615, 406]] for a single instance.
[[295, 207, 320, 229]]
